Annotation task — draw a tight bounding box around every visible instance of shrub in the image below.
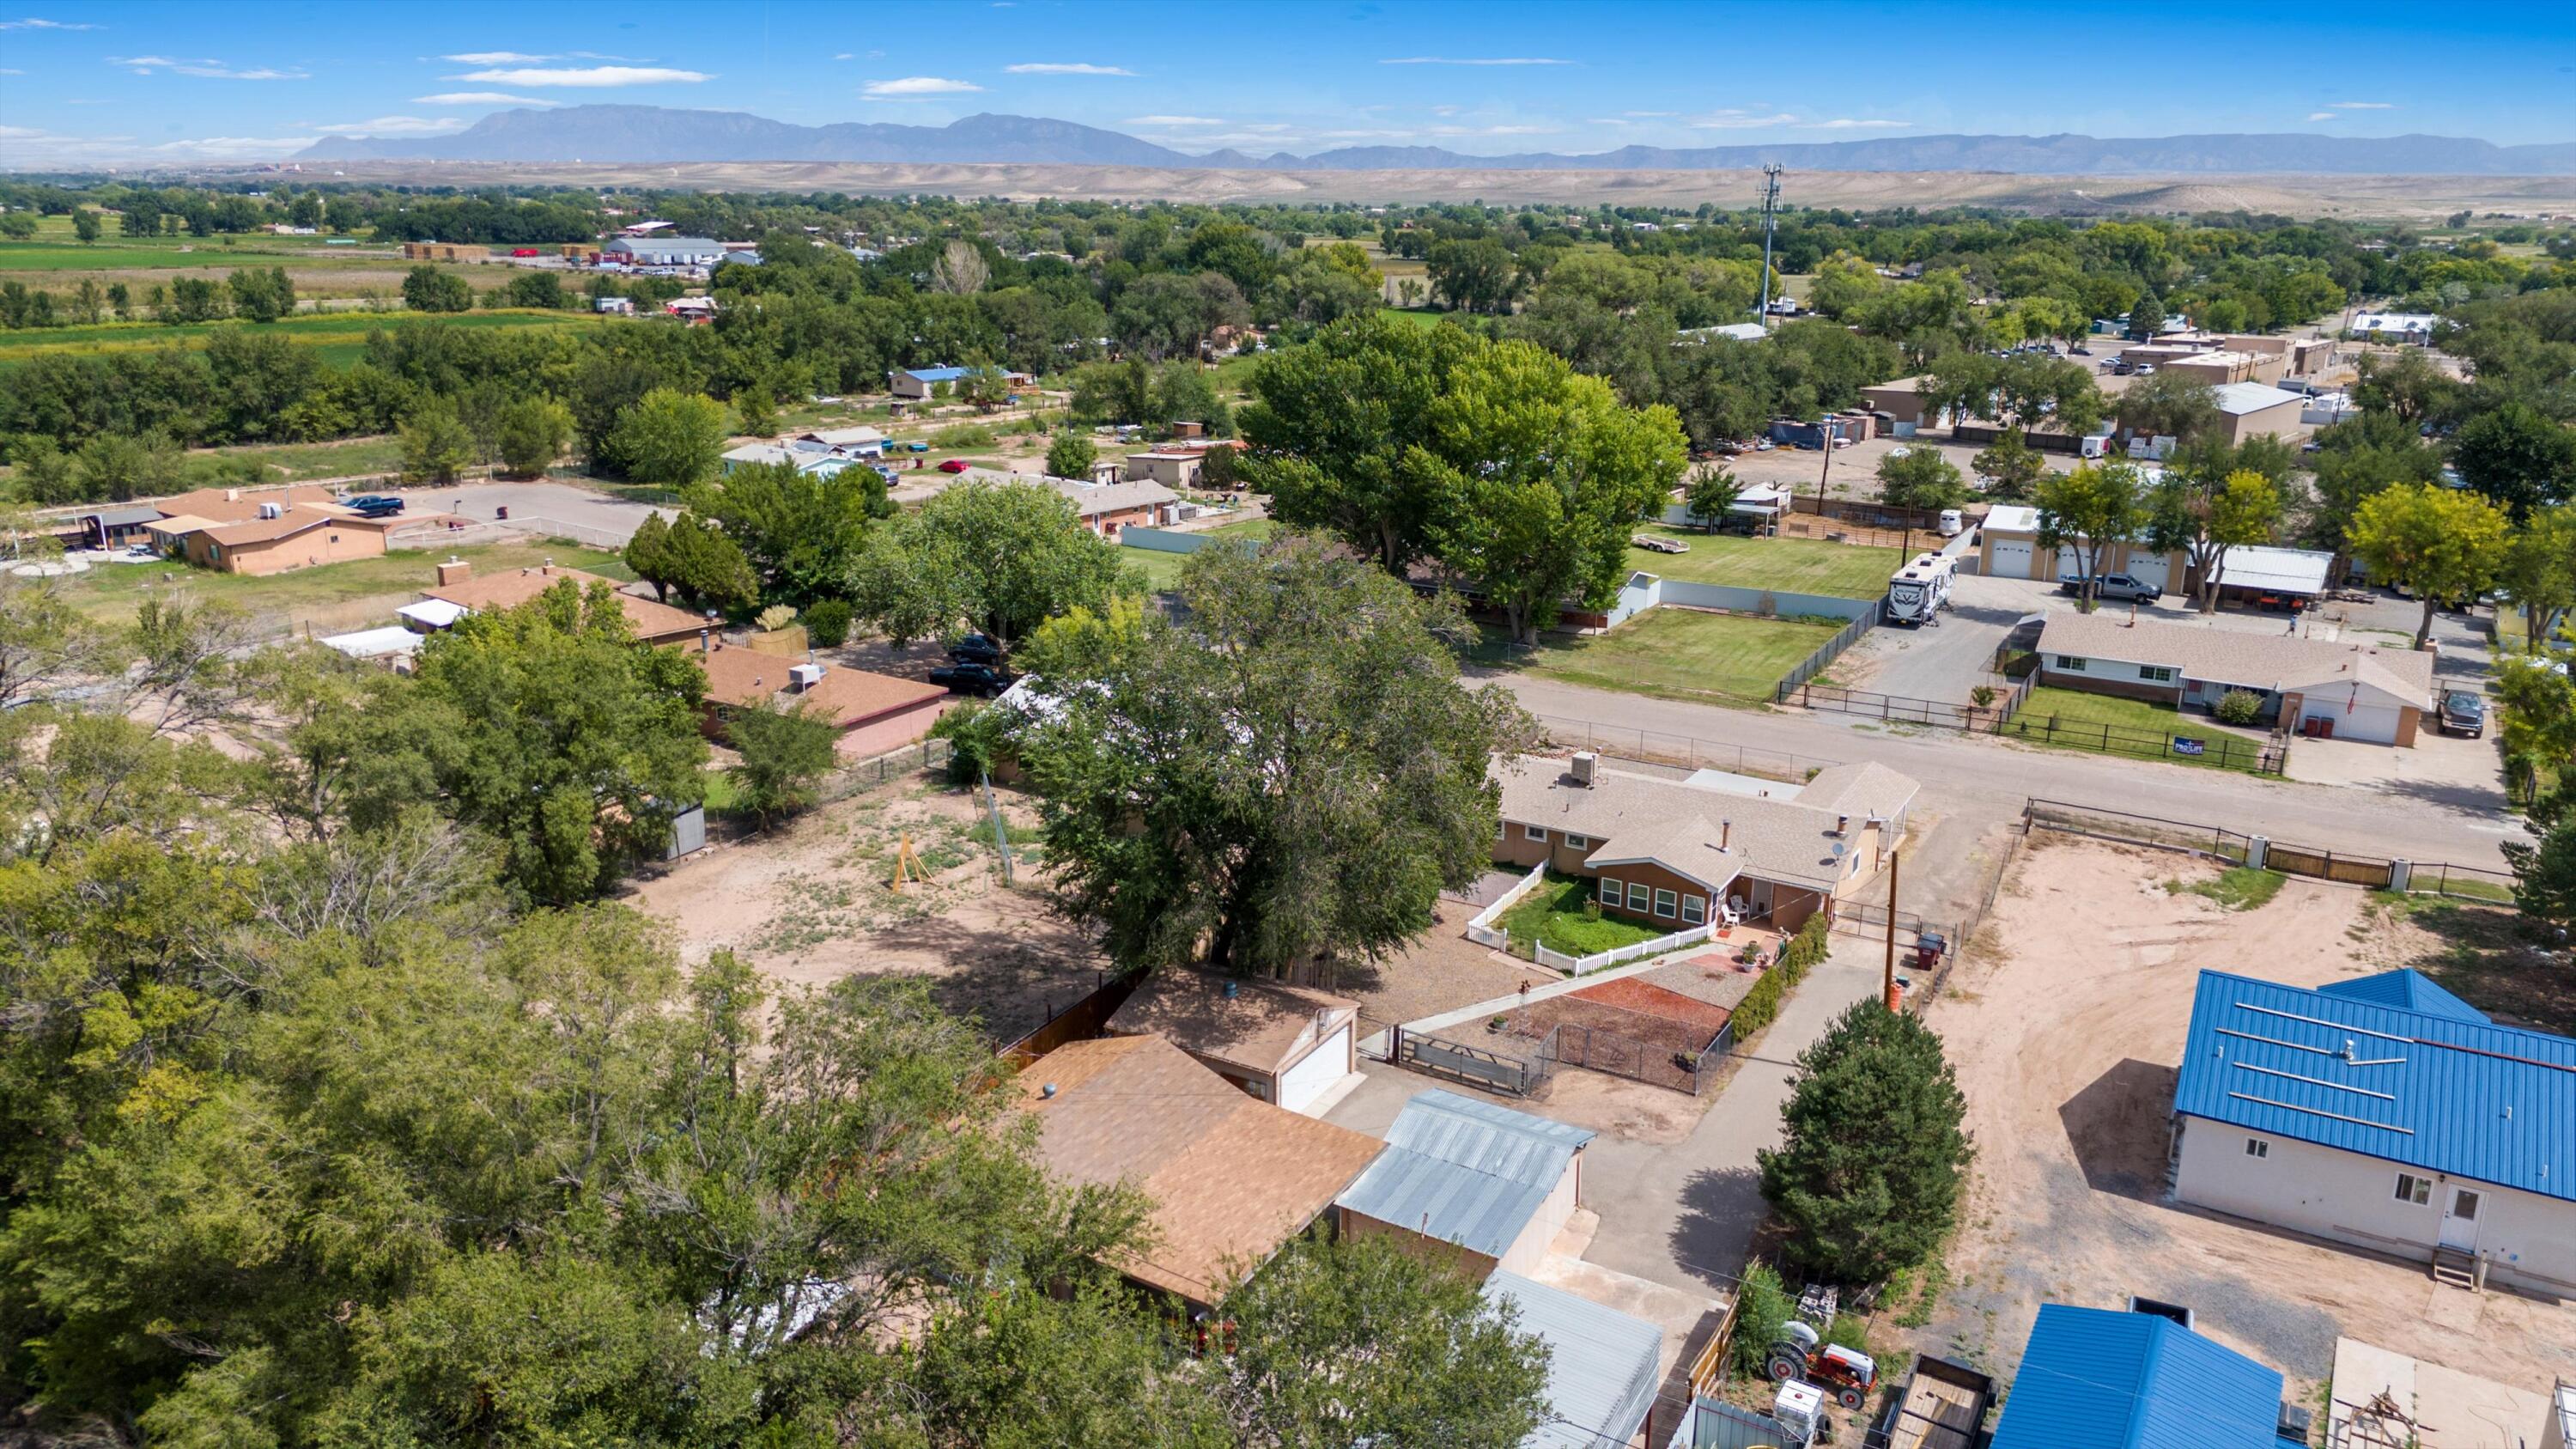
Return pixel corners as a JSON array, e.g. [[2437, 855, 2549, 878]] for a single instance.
[[755, 604, 799, 633], [931, 698, 1005, 783], [929, 423, 996, 450], [1729, 1263, 1795, 1375], [2214, 689, 2264, 726], [1732, 913, 1831, 1040], [804, 599, 854, 648]]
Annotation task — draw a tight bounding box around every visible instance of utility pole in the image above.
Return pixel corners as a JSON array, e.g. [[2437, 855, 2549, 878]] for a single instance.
[[1754, 163, 1783, 333], [1882, 850, 1903, 1012]]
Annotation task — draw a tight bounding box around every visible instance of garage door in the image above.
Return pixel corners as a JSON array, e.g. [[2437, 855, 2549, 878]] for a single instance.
[[1275, 1025, 1353, 1114], [2300, 700, 2401, 745], [2055, 545, 2084, 582], [1990, 539, 2033, 578]]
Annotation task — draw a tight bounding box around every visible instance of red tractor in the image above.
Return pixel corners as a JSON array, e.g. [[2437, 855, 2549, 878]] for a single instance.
[[1765, 1320, 1878, 1410]]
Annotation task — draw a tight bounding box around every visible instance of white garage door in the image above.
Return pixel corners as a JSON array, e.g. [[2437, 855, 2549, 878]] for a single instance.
[[2055, 545, 2084, 581], [2300, 700, 2401, 745], [1275, 1026, 1352, 1114], [1990, 539, 2034, 578]]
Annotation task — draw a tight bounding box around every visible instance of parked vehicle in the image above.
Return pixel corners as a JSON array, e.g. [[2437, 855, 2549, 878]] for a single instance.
[[946, 633, 1004, 666], [1935, 508, 1964, 538], [1872, 1355, 1996, 1449], [343, 494, 404, 518], [905, 441, 929, 454], [937, 459, 971, 473], [928, 661, 1014, 697], [1886, 551, 1955, 626], [1631, 534, 1690, 555], [2439, 691, 2486, 737], [1765, 1320, 1877, 1410], [2060, 571, 2163, 603]]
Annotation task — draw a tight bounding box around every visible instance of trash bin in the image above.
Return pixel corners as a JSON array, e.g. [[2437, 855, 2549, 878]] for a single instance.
[[495, 504, 509, 521]]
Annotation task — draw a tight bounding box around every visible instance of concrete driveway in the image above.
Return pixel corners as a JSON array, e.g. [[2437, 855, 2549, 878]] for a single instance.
[[381, 480, 675, 546], [1838, 571, 2035, 704]]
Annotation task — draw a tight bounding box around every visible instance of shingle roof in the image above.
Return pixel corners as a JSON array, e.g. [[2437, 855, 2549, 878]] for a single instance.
[[423, 567, 708, 642], [1107, 970, 1358, 1077], [1990, 1305, 2286, 1449], [149, 486, 346, 526], [688, 643, 945, 724], [1018, 1036, 1385, 1305], [2037, 612, 2433, 700], [1494, 752, 1911, 892], [1334, 1090, 1592, 1257], [2173, 969, 2576, 1203], [1483, 1270, 1662, 1449], [949, 467, 1179, 520]]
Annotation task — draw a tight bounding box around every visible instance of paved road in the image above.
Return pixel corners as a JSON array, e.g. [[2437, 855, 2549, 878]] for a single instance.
[[1489, 674, 2525, 916]]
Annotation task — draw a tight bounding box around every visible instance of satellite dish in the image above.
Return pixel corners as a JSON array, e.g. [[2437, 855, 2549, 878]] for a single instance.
[[1831, 843, 1847, 859]]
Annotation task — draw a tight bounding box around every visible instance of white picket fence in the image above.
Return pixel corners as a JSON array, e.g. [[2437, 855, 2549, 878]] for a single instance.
[[1564, 924, 1712, 974], [1464, 862, 1548, 948]]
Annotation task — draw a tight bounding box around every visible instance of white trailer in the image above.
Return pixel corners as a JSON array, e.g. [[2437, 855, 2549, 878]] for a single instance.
[[1885, 551, 1954, 627]]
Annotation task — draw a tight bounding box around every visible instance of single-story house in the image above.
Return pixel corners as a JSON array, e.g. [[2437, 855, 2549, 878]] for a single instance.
[[2170, 968, 2576, 1295], [946, 466, 1183, 536], [2163, 350, 2287, 387], [76, 504, 167, 549], [663, 295, 719, 322], [2212, 333, 2334, 375], [792, 425, 887, 458], [1990, 1302, 2309, 1449], [1484, 1269, 1664, 1449], [2035, 612, 2432, 745], [159, 505, 401, 575], [2349, 312, 2439, 345], [1975, 504, 2333, 606], [2211, 381, 2309, 445], [1120, 449, 1210, 490], [1335, 1089, 1595, 1280], [593, 295, 636, 315], [602, 235, 724, 268], [1017, 1034, 1385, 1309], [1492, 751, 1919, 932], [405, 563, 709, 647], [1105, 970, 1359, 1115], [889, 365, 970, 400], [721, 441, 795, 473], [688, 642, 955, 759]]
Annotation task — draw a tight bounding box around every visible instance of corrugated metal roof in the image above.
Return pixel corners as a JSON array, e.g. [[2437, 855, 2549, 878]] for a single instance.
[[2317, 969, 2488, 1023], [87, 505, 164, 527], [1334, 1091, 1592, 1257], [1482, 1270, 1661, 1449], [900, 365, 969, 383], [1990, 1305, 2284, 1449], [2174, 970, 2576, 1203]]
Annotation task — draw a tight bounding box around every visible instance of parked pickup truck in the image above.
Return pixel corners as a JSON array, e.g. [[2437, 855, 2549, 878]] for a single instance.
[[2059, 571, 2162, 603], [342, 494, 404, 518], [2439, 691, 2486, 738]]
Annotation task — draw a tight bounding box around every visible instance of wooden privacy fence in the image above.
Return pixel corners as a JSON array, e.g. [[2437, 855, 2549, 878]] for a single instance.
[[2021, 798, 2515, 902], [999, 969, 1144, 1069]]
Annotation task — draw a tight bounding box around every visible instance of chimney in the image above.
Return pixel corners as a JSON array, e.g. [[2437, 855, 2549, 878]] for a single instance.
[[541, 557, 554, 575], [1835, 813, 1849, 835], [1571, 751, 1598, 787], [435, 557, 472, 587], [1722, 819, 1732, 851], [697, 627, 710, 654], [224, 489, 241, 502]]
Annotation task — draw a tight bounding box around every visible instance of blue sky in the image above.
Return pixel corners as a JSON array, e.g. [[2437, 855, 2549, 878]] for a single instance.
[[2, 0, 2572, 168]]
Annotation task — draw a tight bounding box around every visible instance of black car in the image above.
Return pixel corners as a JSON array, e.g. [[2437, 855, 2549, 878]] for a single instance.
[[2439, 691, 2486, 738], [929, 661, 1013, 697], [343, 494, 404, 517], [946, 633, 1003, 666]]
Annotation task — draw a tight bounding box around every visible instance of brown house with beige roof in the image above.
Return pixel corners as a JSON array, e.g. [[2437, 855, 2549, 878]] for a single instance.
[[2036, 612, 2433, 746], [1105, 971, 1360, 1116], [404, 563, 709, 647], [141, 487, 404, 575], [1493, 752, 1919, 932], [1015, 1034, 1385, 1308], [685, 641, 956, 760]]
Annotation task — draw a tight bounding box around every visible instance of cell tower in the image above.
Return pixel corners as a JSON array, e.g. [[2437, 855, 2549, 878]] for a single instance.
[[1755, 163, 1783, 331]]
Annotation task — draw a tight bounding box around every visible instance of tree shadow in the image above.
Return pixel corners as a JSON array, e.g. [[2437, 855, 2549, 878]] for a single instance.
[[2057, 1057, 2178, 1201], [2391, 897, 2576, 1036], [1668, 1164, 1766, 1289]]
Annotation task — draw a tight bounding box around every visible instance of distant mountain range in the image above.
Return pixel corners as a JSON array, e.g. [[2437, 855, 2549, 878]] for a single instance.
[[294, 107, 2576, 176]]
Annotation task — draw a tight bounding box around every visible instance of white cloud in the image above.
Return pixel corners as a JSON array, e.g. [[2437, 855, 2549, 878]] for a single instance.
[[0, 124, 41, 137], [2332, 101, 2395, 109], [450, 65, 708, 86], [1431, 105, 1460, 117], [303, 115, 469, 136], [0, 16, 98, 29], [1005, 62, 1135, 76], [1124, 115, 1224, 126], [413, 91, 559, 106], [1584, 118, 1631, 125], [442, 51, 555, 64], [2307, 112, 2337, 121], [1807, 118, 1912, 129], [110, 55, 307, 79], [1427, 124, 1555, 137], [1381, 56, 1572, 66], [0, 67, 21, 75], [833, 52, 855, 60], [1623, 110, 1677, 118], [1690, 112, 1801, 129], [863, 76, 981, 95]]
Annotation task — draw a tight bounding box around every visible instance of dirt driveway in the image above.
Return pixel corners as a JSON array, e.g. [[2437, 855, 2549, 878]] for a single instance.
[[1910, 837, 2576, 1403]]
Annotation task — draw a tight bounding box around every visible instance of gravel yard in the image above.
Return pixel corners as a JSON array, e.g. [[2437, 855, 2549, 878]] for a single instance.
[[1907, 837, 2576, 1405]]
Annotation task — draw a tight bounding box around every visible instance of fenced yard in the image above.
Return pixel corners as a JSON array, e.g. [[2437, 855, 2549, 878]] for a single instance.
[[1624, 527, 1904, 600], [2020, 797, 2515, 903], [1999, 686, 2283, 775], [1479, 608, 1844, 708]]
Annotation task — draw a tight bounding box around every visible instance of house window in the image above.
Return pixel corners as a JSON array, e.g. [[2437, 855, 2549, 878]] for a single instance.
[[1563, 833, 1589, 851], [1627, 882, 1651, 911], [1653, 888, 1677, 918], [1525, 825, 1548, 842], [2054, 655, 2088, 672], [2142, 666, 2177, 684], [2245, 1136, 2269, 1160], [1682, 895, 1706, 925], [2394, 1172, 2433, 1206], [1599, 879, 1623, 908]]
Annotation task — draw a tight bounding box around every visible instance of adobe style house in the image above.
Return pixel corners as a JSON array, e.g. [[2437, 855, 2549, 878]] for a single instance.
[[2036, 612, 2432, 746], [950, 466, 1182, 538], [1104, 971, 1359, 1115], [2170, 969, 2576, 1296], [1492, 752, 1918, 932], [688, 642, 955, 760], [399, 562, 709, 647], [132, 487, 404, 575]]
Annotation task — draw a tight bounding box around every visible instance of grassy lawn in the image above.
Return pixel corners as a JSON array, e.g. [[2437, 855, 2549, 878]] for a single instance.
[[1476, 607, 1841, 707], [2166, 867, 2289, 911], [1118, 517, 1273, 593], [0, 309, 608, 371], [1625, 526, 1904, 601], [2002, 685, 2275, 773], [56, 539, 633, 626], [1377, 307, 1449, 329], [1493, 870, 1667, 956]]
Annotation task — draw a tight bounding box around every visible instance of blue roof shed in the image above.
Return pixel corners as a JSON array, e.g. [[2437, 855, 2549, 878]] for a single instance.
[[1990, 1305, 2292, 1449]]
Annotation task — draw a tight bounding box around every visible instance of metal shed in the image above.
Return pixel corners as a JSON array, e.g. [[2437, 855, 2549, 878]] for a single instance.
[[1335, 1091, 1594, 1274], [1483, 1269, 1662, 1449]]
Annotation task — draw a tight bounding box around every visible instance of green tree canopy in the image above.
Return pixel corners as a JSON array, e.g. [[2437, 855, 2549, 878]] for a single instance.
[[723, 699, 841, 823], [2034, 460, 2148, 607], [624, 510, 759, 614], [685, 460, 892, 606], [1047, 430, 1099, 481], [609, 387, 729, 488], [1970, 425, 2047, 502], [849, 478, 1137, 648], [1874, 446, 1968, 513], [2348, 482, 2511, 648], [2145, 467, 2283, 613]]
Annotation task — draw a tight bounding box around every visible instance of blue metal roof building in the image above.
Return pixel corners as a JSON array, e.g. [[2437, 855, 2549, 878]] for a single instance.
[[897, 366, 969, 384], [1990, 1305, 2299, 1449], [2173, 969, 2576, 1203], [1335, 1090, 1594, 1260], [1483, 1269, 1662, 1449]]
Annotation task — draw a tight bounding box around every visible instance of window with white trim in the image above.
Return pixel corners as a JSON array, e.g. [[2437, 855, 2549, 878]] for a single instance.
[[1599, 879, 1623, 909], [1654, 888, 1677, 918], [1626, 882, 1650, 910], [2394, 1172, 2433, 1206], [2244, 1136, 2269, 1160], [1564, 833, 1589, 850], [2055, 655, 2087, 672], [2142, 666, 2177, 684], [1682, 895, 1706, 925], [1524, 824, 1547, 842]]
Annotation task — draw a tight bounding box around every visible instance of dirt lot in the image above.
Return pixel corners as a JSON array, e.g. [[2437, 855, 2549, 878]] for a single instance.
[[625, 768, 1109, 1047], [1906, 837, 2576, 1405], [1498, 991, 1723, 1096]]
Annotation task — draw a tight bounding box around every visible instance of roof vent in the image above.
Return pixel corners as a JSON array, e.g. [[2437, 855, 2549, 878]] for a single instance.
[[257, 502, 283, 520], [1040, 1082, 1057, 1099]]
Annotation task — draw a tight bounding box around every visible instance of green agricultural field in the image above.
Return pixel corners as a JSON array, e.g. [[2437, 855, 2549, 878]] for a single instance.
[[0, 308, 608, 371], [1625, 526, 1904, 601], [54, 538, 634, 628], [1479, 607, 1841, 707]]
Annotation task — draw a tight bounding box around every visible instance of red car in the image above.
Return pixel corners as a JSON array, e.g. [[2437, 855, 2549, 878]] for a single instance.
[[937, 459, 971, 473], [510, 247, 540, 257]]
